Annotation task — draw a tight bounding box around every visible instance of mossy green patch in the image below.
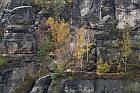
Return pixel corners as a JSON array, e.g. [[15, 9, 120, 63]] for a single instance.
[[0, 56, 6, 65]]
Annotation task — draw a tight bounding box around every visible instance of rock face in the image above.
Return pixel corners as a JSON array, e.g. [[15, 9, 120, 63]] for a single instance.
[[72, 0, 140, 62], [72, 0, 140, 28], [0, 0, 10, 19], [30, 75, 52, 93], [31, 78, 140, 93], [0, 6, 36, 55], [0, 0, 140, 93], [0, 0, 36, 93], [60, 79, 140, 93], [0, 68, 26, 93], [7, 0, 34, 9]]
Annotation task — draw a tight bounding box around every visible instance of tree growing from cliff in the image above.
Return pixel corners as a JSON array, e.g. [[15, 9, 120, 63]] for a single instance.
[[73, 27, 93, 71], [119, 24, 132, 72], [73, 27, 86, 61], [46, 17, 71, 64], [46, 17, 70, 48]]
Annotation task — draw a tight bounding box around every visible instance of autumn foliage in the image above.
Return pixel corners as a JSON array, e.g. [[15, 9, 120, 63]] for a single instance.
[[73, 27, 93, 61], [46, 17, 70, 48]]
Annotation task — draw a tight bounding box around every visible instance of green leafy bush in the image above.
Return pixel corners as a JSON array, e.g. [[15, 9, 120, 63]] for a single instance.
[[56, 62, 65, 74], [37, 41, 53, 63], [49, 61, 65, 80]]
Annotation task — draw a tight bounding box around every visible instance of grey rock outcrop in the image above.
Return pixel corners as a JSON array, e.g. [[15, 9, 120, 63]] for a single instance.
[[0, 68, 26, 93], [72, 0, 140, 28], [71, 0, 140, 63], [0, 0, 140, 93], [0, 6, 36, 55], [32, 78, 140, 93], [0, 0, 36, 93], [60, 79, 140, 93], [0, 0, 9, 20], [30, 75, 52, 93]]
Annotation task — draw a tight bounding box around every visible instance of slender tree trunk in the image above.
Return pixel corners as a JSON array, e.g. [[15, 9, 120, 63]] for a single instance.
[[123, 58, 127, 72], [124, 58, 127, 72], [87, 33, 89, 62], [81, 56, 83, 72], [94, 40, 97, 64]]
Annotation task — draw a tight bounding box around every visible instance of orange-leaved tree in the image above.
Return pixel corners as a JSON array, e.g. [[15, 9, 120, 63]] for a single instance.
[[46, 17, 71, 63], [46, 17, 70, 48]]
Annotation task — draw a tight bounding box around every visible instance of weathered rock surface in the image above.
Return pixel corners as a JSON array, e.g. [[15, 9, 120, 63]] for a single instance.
[[0, 0, 36, 93], [0, 68, 26, 93], [0, 0, 10, 17], [0, 0, 140, 93], [30, 75, 52, 93], [30, 77, 140, 93], [60, 79, 140, 93], [71, 0, 140, 63]]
